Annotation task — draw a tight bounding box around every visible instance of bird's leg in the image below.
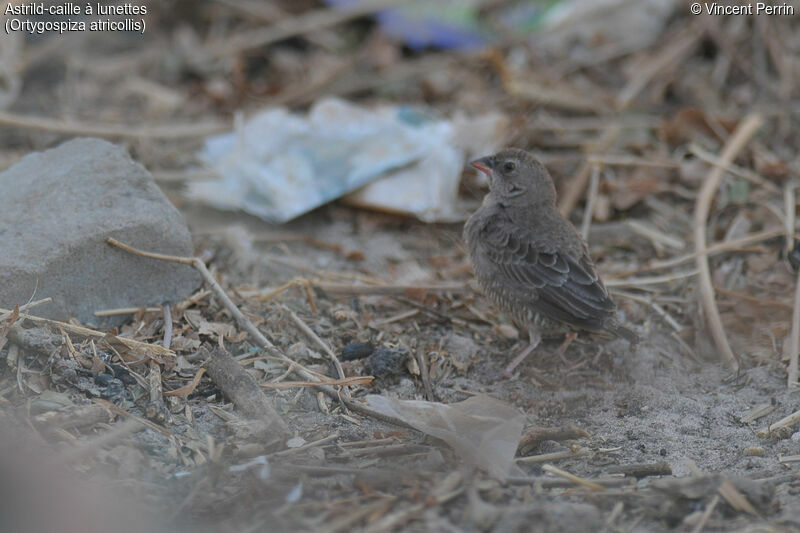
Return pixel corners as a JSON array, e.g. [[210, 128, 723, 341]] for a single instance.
[[549, 332, 578, 363], [503, 330, 541, 378]]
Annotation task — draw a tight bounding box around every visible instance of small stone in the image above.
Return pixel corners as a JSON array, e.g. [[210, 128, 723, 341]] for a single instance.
[[363, 347, 408, 382], [341, 342, 375, 361]]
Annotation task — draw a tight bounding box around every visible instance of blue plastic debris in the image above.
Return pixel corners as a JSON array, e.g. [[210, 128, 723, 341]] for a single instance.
[[323, 0, 677, 56], [325, 0, 488, 50]]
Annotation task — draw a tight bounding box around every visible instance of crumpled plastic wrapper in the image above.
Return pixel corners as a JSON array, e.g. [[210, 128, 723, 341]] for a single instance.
[[189, 98, 506, 223], [343, 110, 507, 222], [365, 394, 525, 479]]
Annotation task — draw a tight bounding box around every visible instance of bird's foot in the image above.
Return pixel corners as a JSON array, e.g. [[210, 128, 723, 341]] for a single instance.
[[502, 332, 578, 378], [502, 341, 539, 379], [546, 332, 578, 363]]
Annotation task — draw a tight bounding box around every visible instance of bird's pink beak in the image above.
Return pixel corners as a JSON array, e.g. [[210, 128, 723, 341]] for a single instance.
[[470, 156, 495, 177]]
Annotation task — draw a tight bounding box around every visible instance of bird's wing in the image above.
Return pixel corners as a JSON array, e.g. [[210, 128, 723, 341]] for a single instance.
[[477, 213, 615, 329]]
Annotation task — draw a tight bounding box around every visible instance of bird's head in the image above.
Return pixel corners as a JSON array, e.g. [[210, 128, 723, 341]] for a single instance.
[[470, 148, 556, 206]]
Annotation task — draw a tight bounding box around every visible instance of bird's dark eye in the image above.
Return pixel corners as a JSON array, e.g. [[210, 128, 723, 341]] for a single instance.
[[503, 161, 516, 172]]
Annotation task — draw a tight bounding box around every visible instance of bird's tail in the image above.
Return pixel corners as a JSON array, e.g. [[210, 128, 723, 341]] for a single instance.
[[608, 323, 639, 346]]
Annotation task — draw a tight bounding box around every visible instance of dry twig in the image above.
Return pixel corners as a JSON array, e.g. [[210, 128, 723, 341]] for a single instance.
[[616, 24, 703, 109], [626, 220, 685, 250], [260, 376, 372, 390], [106, 238, 288, 431], [785, 267, 800, 390], [641, 227, 784, 273], [415, 348, 435, 402], [606, 462, 672, 478], [558, 127, 620, 217], [693, 113, 764, 371], [758, 407, 800, 437], [0, 298, 51, 322], [105, 237, 411, 429], [587, 155, 679, 168], [286, 308, 351, 401], [784, 183, 799, 389], [580, 163, 601, 239], [0, 307, 174, 359], [541, 464, 605, 491], [690, 143, 780, 194], [0, 110, 228, 138], [517, 448, 589, 463], [203, 346, 287, 434]]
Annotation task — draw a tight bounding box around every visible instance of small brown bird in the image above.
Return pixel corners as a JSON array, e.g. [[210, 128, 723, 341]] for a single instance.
[[464, 148, 638, 377]]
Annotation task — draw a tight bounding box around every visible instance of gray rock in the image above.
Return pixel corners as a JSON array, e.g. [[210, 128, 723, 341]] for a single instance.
[[0, 138, 201, 327]]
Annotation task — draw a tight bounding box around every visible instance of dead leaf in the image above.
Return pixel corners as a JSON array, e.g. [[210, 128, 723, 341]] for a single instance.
[[609, 168, 670, 210], [169, 334, 202, 353], [661, 108, 718, 145], [164, 368, 206, 398], [754, 152, 790, 181], [197, 318, 236, 339]]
